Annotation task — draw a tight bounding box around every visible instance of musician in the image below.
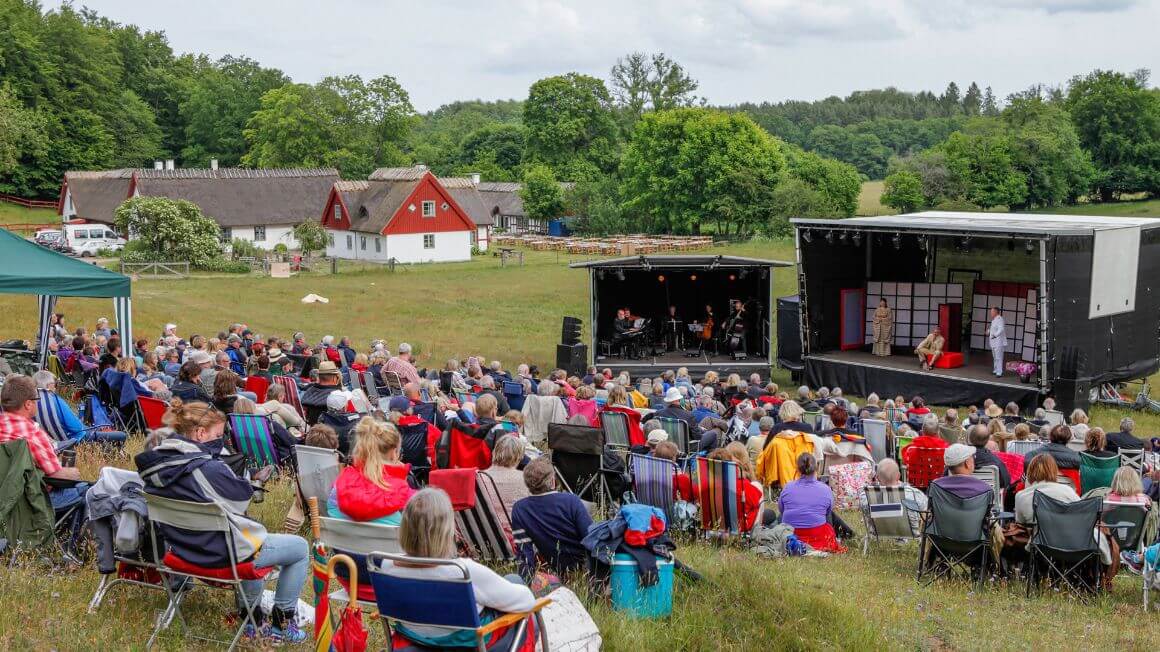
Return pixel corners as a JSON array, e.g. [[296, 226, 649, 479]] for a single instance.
[[613, 309, 633, 340], [665, 305, 683, 351], [723, 299, 748, 354]]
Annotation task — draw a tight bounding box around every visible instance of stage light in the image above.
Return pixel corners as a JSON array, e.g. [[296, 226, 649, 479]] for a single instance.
[[960, 236, 972, 251], [825, 231, 835, 244], [1025, 240, 1035, 254], [728, 274, 736, 281], [852, 232, 862, 246], [690, 274, 697, 281], [657, 274, 665, 282], [615, 269, 625, 282], [802, 230, 812, 243], [892, 233, 902, 250], [596, 270, 605, 280], [839, 231, 848, 243], [739, 269, 749, 279]]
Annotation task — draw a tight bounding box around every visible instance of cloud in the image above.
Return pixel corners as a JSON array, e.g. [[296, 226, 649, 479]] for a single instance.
[[732, 0, 906, 45]]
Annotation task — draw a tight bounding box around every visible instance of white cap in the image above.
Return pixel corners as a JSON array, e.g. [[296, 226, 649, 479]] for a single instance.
[[164, 323, 177, 332], [664, 387, 682, 403], [647, 429, 669, 445], [326, 391, 351, 412]]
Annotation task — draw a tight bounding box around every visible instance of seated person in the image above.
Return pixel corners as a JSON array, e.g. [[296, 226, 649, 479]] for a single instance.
[[212, 370, 243, 414], [747, 416, 775, 465], [1105, 417, 1145, 454], [170, 360, 212, 403], [0, 376, 86, 509], [379, 488, 536, 647], [653, 441, 694, 501], [859, 458, 927, 533], [1001, 402, 1024, 429], [257, 383, 306, 435], [818, 406, 860, 439], [901, 414, 949, 467], [1084, 427, 1117, 459], [300, 361, 344, 425], [858, 393, 885, 420], [447, 393, 507, 468], [600, 385, 644, 447], [566, 385, 599, 426], [966, 423, 1010, 490], [232, 397, 299, 465], [914, 327, 945, 370], [484, 435, 532, 519], [32, 370, 127, 445], [760, 400, 815, 452], [721, 442, 773, 531], [328, 417, 414, 524], [135, 399, 308, 643], [652, 387, 703, 441], [319, 391, 361, 455], [1022, 424, 1081, 474], [510, 458, 593, 578], [777, 453, 846, 553], [931, 444, 992, 499]]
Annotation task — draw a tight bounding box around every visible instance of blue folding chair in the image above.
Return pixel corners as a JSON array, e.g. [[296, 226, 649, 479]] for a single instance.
[[367, 551, 551, 652], [502, 381, 525, 412], [630, 453, 678, 520]]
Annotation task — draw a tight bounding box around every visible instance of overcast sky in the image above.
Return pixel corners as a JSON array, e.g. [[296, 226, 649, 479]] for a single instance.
[[47, 0, 1160, 112]]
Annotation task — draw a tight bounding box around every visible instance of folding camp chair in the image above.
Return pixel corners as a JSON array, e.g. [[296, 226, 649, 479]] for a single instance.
[[1007, 440, 1042, 457], [915, 482, 996, 591], [893, 434, 915, 463], [143, 494, 278, 651], [242, 376, 269, 404], [34, 389, 103, 445], [347, 369, 363, 395], [397, 418, 433, 484], [547, 422, 614, 512], [1119, 449, 1145, 476], [1079, 452, 1120, 494], [1043, 409, 1065, 427], [272, 375, 305, 419], [695, 456, 743, 538], [902, 447, 945, 491], [429, 468, 516, 562], [938, 425, 963, 446], [1100, 499, 1147, 558], [656, 416, 691, 456], [1026, 492, 1103, 597], [803, 410, 823, 430], [227, 413, 280, 468], [502, 380, 525, 412], [362, 371, 381, 405], [599, 410, 631, 452], [861, 485, 921, 555], [318, 516, 402, 609], [367, 551, 551, 652], [861, 418, 889, 464], [383, 370, 404, 396], [971, 465, 1003, 510], [295, 445, 341, 517], [138, 396, 168, 431], [629, 453, 677, 521]]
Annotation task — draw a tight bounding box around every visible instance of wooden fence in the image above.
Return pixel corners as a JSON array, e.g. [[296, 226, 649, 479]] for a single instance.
[[0, 193, 58, 210], [120, 261, 190, 278]]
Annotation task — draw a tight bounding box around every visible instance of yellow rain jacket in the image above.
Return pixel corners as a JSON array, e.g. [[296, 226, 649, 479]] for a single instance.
[[756, 430, 816, 488]]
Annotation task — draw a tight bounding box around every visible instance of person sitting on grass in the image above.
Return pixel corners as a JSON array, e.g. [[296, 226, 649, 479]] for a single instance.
[[380, 488, 536, 647], [777, 453, 846, 553], [328, 417, 415, 524], [135, 399, 308, 643], [511, 457, 594, 578]]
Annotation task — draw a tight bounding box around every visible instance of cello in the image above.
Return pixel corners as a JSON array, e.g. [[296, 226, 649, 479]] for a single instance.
[[699, 306, 715, 342]]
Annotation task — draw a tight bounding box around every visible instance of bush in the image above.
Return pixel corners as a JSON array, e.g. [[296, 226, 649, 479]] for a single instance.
[[273, 243, 288, 255], [471, 246, 483, 256], [230, 237, 259, 260], [197, 258, 252, 273]]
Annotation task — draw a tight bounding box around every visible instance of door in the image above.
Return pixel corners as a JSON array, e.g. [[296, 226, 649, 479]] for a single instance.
[[839, 288, 866, 351]]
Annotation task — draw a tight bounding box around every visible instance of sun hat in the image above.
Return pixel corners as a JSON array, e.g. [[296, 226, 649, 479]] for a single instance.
[[664, 387, 683, 403], [985, 404, 1003, 418], [190, 350, 213, 365], [944, 443, 975, 468], [267, 347, 286, 363], [647, 429, 669, 445], [317, 360, 341, 377]]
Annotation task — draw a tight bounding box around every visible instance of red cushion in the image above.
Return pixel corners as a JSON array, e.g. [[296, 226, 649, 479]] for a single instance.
[[932, 352, 964, 369], [162, 551, 273, 581]]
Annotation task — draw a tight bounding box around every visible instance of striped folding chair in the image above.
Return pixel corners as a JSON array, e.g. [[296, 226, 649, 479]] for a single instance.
[[35, 389, 105, 446], [347, 369, 363, 395], [599, 410, 631, 452], [362, 371, 381, 404], [630, 453, 677, 520], [695, 456, 741, 536], [383, 370, 404, 396], [861, 484, 921, 555], [429, 468, 516, 562], [227, 413, 280, 468], [272, 375, 305, 419], [656, 417, 691, 456]]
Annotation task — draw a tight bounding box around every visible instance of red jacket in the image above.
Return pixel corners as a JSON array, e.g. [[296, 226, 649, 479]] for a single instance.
[[333, 463, 415, 522], [901, 434, 948, 466], [601, 405, 645, 447]]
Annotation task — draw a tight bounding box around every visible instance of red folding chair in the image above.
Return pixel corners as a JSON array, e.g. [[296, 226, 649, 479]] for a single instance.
[[137, 396, 169, 431], [244, 375, 270, 404], [904, 447, 947, 491], [274, 375, 305, 418]]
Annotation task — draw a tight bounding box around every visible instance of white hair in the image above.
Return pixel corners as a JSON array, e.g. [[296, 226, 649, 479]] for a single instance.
[[322, 335, 334, 345], [398, 343, 412, 354], [33, 370, 56, 389]]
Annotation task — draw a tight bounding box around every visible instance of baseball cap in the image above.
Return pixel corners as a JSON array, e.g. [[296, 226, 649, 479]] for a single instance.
[[326, 391, 351, 412], [944, 443, 974, 468], [388, 395, 411, 413]]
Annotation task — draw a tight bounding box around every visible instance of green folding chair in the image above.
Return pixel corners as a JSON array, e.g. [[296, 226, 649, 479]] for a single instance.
[[1078, 452, 1119, 494], [228, 413, 280, 468]]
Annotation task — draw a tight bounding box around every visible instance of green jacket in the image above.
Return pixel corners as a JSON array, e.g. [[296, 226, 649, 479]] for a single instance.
[[0, 439, 54, 552]]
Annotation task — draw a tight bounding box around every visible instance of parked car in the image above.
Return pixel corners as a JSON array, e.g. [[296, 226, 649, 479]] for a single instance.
[[62, 223, 126, 257], [33, 229, 62, 247]]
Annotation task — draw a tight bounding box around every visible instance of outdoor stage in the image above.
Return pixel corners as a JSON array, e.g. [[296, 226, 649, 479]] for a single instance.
[[595, 351, 768, 378], [806, 350, 1040, 409]]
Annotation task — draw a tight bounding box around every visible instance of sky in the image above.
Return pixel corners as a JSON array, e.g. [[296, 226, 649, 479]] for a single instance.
[[46, 0, 1160, 112]]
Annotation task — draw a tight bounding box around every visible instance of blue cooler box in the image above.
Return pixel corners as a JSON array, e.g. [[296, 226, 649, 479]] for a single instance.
[[610, 553, 674, 618]]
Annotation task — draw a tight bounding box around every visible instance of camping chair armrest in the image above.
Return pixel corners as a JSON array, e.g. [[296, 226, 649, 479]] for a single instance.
[[476, 598, 552, 637]]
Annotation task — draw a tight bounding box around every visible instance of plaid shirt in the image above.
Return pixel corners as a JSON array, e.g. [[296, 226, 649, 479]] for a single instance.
[[0, 412, 62, 476], [384, 356, 421, 385]]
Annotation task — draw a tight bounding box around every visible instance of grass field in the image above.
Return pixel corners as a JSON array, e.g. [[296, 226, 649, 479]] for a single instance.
[[857, 179, 894, 216], [0, 202, 55, 225]]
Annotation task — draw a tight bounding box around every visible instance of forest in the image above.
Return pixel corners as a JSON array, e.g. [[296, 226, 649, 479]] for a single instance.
[[1, 1, 1157, 235]]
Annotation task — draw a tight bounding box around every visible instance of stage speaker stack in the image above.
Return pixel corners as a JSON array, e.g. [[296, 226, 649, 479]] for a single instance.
[[776, 296, 803, 372], [557, 316, 587, 376], [1053, 345, 1091, 413]]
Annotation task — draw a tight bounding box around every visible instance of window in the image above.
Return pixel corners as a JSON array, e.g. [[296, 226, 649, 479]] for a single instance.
[[221, 227, 232, 243], [374, 237, 381, 253], [422, 200, 436, 217], [327, 233, 334, 247], [72, 229, 88, 240], [470, 230, 477, 245], [253, 226, 266, 241], [346, 234, 353, 250], [423, 234, 435, 249], [104, 230, 117, 239], [360, 236, 367, 250], [333, 204, 342, 222]]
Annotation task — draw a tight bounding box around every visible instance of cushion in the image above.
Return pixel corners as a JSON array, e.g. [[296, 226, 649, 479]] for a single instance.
[[932, 352, 964, 369], [162, 551, 273, 581]]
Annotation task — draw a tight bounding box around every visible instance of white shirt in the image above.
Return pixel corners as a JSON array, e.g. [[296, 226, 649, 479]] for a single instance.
[[988, 314, 1006, 348]]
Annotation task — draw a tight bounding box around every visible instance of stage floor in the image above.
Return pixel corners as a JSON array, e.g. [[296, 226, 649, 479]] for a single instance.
[[811, 350, 1029, 388], [594, 350, 769, 374]]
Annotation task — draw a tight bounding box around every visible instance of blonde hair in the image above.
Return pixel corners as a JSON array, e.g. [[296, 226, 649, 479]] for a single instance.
[[606, 384, 629, 407], [351, 417, 402, 490], [574, 385, 596, 400], [1110, 466, 1144, 497], [1070, 409, 1088, 425], [163, 398, 225, 436], [474, 393, 498, 418], [779, 399, 804, 422], [491, 435, 524, 468], [724, 442, 755, 481], [1013, 423, 1031, 441], [703, 371, 719, 385], [233, 396, 258, 414], [399, 488, 456, 559], [354, 352, 368, 366], [116, 357, 137, 374]]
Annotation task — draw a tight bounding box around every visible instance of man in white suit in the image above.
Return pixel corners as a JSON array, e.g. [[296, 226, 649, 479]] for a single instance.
[[988, 307, 1006, 377]]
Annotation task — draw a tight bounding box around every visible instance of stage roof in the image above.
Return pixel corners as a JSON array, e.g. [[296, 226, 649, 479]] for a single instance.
[[569, 254, 792, 269], [792, 211, 1160, 237]]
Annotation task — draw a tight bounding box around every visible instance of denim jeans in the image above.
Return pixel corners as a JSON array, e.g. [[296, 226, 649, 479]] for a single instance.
[[238, 391, 258, 402], [49, 482, 90, 510], [88, 430, 128, 445], [239, 533, 309, 612]]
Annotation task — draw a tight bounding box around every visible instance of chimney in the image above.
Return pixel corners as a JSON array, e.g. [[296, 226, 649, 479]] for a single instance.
[[153, 161, 163, 170], [415, 163, 427, 172], [210, 158, 219, 171], [165, 159, 175, 171], [469, 172, 481, 185]]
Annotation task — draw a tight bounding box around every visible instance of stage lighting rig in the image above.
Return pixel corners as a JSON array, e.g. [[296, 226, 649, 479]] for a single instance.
[[839, 231, 848, 243], [615, 269, 626, 282], [852, 232, 862, 246], [1025, 240, 1036, 254], [825, 231, 835, 244], [891, 233, 902, 250], [802, 230, 813, 243]]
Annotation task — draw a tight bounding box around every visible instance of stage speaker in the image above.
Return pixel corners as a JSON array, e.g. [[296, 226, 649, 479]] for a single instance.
[[1053, 377, 1092, 414], [776, 295, 803, 371], [561, 316, 582, 346], [556, 343, 588, 376]]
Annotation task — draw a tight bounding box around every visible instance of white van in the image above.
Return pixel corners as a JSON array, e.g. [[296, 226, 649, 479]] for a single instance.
[[62, 223, 126, 257]]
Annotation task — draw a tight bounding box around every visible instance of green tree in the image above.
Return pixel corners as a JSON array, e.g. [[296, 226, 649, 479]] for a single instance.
[[242, 84, 338, 168], [181, 55, 289, 166], [962, 82, 983, 116], [0, 85, 40, 176], [940, 82, 961, 116], [1065, 69, 1160, 199], [519, 164, 566, 221], [881, 170, 925, 212], [982, 86, 999, 116], [938, 131, 1027, 209], [1002, 96, 1094, 208], [781, 145, 861, 217], [114, 196, 222, 266], [455, 123, 525, 176], [565, 175, 627, 235], [293, 220, 329, 256], [523, 73, 620, 176], [609, 52, 701, 121]]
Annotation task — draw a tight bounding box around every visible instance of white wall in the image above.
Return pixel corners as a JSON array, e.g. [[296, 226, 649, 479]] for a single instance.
[[325, 228, 471, 264], [475, 226, 490, 251], [221, 224, 299, 251]]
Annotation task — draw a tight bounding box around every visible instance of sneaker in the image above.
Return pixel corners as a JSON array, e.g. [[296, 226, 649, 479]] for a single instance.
[[269, 621, 308, 645], [242, 622, 270, 641], [1121, 550, 1144, 575]]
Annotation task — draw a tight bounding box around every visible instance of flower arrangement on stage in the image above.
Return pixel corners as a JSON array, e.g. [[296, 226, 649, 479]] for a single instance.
[[1016, 362, 1037, 383]]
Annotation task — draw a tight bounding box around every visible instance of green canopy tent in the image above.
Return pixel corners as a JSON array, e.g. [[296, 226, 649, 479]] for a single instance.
[[0, 228, 132, 367]]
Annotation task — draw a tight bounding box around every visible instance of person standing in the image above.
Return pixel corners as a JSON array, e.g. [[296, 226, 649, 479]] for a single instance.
[[988, 307, 1006, 377], [872, 298, 893, 357]]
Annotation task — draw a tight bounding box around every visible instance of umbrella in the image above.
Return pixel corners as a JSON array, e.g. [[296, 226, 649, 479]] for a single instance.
[[308, 498, 368, 652], [325, 555, 368, 652]]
